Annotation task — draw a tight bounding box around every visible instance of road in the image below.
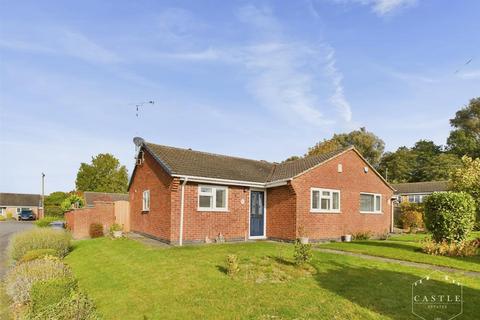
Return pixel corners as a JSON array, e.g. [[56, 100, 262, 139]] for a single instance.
[[0, 221, 34, 277]]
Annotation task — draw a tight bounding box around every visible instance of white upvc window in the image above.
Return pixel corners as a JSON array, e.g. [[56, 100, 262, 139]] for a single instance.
[[142, 190, 150, 211], [198, 185, 228, 211], [311, 188, 340, 213], [360, 193, 382, 213], [408, 195, 425, 203]]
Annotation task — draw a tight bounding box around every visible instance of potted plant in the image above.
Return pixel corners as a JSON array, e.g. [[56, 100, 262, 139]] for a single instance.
[[341, 225, 352, 242], [298, 226, 309, 244], [110, 223, 123, 238]]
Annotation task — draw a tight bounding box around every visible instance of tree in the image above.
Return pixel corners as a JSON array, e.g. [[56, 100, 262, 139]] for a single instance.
[[44, 191, 69, 217], [447, 97, 480, 158], [282, 155, 301, 163], [307, 128, 385, 167], [450, 156, 480, 229], [75, 153, 128, 193], [378, 147, 417, 183]]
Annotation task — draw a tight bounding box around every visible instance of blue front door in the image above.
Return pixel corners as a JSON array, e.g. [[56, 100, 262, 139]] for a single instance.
[[250, 191, 265, 237]]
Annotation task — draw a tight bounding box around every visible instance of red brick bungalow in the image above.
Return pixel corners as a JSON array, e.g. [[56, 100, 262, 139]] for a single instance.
[[128, 137, 395, 245]]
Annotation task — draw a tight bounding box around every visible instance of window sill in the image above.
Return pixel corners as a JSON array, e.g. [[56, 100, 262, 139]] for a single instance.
[[360, 211, 383, 215], [310, 210, 341, 214], [197, 208, 229, 213], [141, 210, 150, 214]]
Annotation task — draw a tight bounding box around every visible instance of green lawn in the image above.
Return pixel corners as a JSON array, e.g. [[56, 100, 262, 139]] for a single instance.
[[66, 239, 480, 320], [318, 232, 480, 273]]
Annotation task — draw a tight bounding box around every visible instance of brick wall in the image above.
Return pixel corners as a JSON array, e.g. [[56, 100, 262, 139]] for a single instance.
[[129, 149, 174, 243], [173, 183, 250, 244], [292, 149, 394, 240], [65, 202, 115, 239], [266, 185, 296, 241]]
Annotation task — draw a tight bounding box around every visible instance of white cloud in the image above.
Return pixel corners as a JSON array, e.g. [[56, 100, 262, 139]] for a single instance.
[[0, 29, 121, 64], [328, 0, 418, 16]]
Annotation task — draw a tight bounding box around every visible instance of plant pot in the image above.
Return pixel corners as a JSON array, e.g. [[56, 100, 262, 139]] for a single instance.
[[299, 237, 309, 244], [113, 230, 123, 238], [342, 234, 352, 242]]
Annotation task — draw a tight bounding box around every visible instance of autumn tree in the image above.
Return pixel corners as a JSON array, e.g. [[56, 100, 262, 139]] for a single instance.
[[307, 128, 385, 167], [75, 153, 128, 193]]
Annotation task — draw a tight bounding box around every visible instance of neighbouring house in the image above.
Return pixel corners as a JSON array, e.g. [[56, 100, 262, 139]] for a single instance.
[[128, 137, 395, 245], [65, 191, 130, 239], [83, 191, 129, 207], [0, 192, 43, 220], [391, 181, 449, 204]]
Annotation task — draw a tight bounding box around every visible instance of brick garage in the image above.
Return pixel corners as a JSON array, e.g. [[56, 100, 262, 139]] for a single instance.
[[128, 138, 394, 245]]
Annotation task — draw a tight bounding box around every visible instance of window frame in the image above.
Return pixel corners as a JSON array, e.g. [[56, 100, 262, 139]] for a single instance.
[[310, 188, 341, 213], [197, 185, 228, 212], [142, 190, 150, 212], [360, 192, 382, 214]]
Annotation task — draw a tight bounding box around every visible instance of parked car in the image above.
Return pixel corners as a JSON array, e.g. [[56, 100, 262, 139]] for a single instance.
[[18, 209, 35, 221], [49, 221, 65, 229]]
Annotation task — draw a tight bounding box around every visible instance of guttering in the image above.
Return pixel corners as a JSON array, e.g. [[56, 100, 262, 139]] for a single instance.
[[179, 177, 188, 246], [175, 175, 290, 189]]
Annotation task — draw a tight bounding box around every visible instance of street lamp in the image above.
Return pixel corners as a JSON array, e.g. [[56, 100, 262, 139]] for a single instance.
[[41, 173, 45, 219]]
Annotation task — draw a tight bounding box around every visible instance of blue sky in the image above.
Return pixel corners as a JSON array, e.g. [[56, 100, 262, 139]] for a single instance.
[[0, 0, 479, 194]]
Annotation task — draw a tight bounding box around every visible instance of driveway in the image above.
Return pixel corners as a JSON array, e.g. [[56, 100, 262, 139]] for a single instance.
[[0, 220, 34, 276]]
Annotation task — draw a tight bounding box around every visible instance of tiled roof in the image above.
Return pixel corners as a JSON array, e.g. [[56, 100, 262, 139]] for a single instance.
[[143, 141, 353, 184], [0, 193, 42, 207], [83, 191, 129, 207], [391, 181, 449, 194]]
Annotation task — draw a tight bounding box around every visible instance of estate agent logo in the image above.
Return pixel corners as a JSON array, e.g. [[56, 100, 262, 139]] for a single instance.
[[412, 271, 463, 320]]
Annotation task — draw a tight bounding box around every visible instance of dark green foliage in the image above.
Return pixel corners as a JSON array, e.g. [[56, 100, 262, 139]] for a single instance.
[[424, 192, 476, 243], [60, 194, 85, 212], [20, 249, 58, 263], [447, 97, 480, 158], [44, 192, 69, 217], [89, 223, 104, 238], [76, 153, 128, 193], [293, 239, 312, 266], [29, 277, 77, 314]]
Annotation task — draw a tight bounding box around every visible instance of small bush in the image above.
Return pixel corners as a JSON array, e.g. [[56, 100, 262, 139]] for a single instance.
[[25, 290, 99, 320], [0, 215, 5, 221], [293, 239, 312, 266], [6, 211, 13, 219], [60, 194, 85, 212], [353, 231, 371, 240], [35, 216, 60, 228], [399, 203, 424, 232], [226, 254, 240, 277], [5, 256, 72, 305], [29, 277, 77, 314], [424, 192, 476, 243], [89, 223, 104, 238], [422, 239, 479, 257], [9, 228, 71, 261], [20, 249, 58, 263], [109, 223, 123, 233]]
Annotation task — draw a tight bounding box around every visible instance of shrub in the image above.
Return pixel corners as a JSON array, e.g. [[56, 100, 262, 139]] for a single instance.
[[0, 215, 5, 221], [24, 290, 99, 320], [35, 216, 60, 228], [353, 231, 371, 240], [399, 202, 424, 232], [9, 228, 71, 261], [29, 277, 77, 314], [226, 254, 240, 277], [109, 223, 123, 233], [6, 211, 13, 219], [89, 223, 104, 238], [60, 194, 85, 212], [20, 249, 58, 263], [293, 239, 312, 266], [422, 239, 479, 257], [5, 256, 72, 305], [424, 192, 476, 243]]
